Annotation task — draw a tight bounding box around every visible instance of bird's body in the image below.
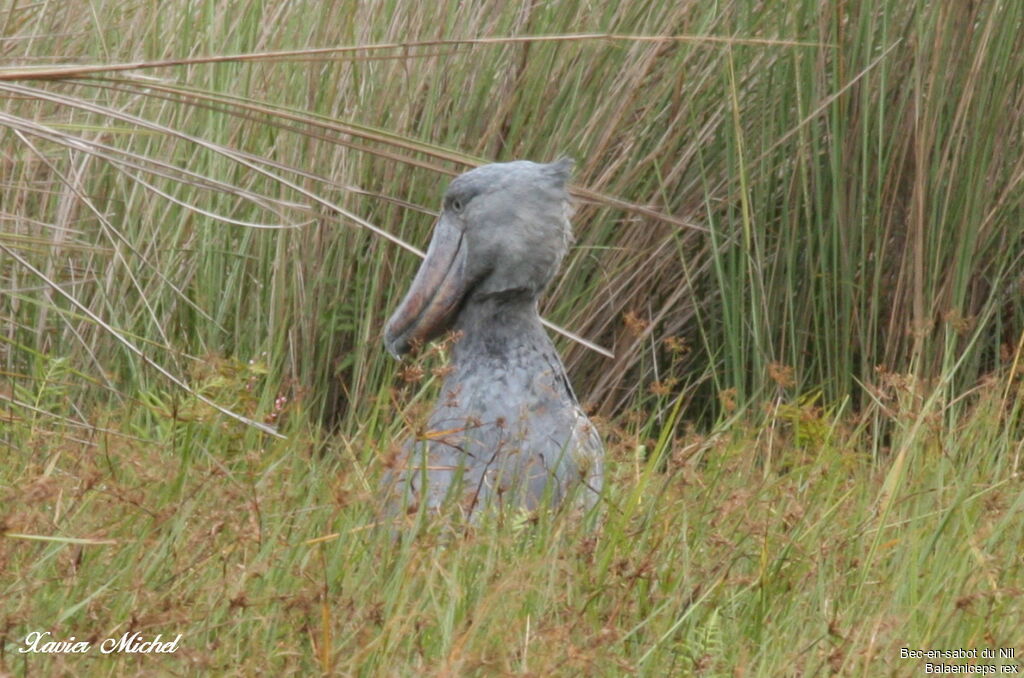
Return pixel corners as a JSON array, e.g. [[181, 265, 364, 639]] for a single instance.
[[383, 159, 603, 516]]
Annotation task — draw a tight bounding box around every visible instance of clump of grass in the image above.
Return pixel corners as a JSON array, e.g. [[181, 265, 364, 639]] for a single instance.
[[3, 1, 1021, 430], [2, 372, 1021, 674]]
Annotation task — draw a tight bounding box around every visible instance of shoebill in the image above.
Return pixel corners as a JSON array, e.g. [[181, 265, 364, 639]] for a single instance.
[[383, 159, 603, 516]]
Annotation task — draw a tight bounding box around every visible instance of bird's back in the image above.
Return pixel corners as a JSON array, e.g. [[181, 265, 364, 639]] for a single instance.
[[385, 326, 602, 516]]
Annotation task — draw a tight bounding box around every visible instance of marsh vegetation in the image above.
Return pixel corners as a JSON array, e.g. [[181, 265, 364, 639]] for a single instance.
[[2, 1, 1022, 674]]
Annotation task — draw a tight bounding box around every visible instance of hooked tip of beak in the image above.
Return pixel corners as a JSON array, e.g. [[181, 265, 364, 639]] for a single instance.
[[383, 333, 406, 360]]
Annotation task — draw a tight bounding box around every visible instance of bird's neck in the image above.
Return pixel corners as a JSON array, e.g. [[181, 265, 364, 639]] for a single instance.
[[450, 291, 549, 363]]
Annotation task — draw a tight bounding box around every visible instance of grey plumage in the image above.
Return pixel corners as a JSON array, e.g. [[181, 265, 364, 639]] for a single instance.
[[383, 159, 603, 516]]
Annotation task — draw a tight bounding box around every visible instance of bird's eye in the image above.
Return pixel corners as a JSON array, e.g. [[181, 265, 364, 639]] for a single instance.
[[450, 198, 464, 213]]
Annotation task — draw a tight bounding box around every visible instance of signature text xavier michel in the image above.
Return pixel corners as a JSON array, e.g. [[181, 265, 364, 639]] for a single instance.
[[19, 631, 182, 654]]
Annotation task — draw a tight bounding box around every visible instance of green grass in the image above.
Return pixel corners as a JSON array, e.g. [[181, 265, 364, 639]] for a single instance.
[[2, 0, 1023, 675], [2, 383, 1021, 675]]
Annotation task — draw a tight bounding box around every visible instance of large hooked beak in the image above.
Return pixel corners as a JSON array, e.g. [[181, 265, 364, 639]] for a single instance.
[[384, 215, 469, 358]]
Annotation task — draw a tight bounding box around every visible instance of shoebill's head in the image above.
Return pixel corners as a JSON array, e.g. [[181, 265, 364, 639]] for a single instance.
[[385, 158, 574, 358]]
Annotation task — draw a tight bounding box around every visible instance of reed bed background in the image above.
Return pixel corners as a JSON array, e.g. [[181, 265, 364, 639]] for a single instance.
[[2, 0, 1022, 675]]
